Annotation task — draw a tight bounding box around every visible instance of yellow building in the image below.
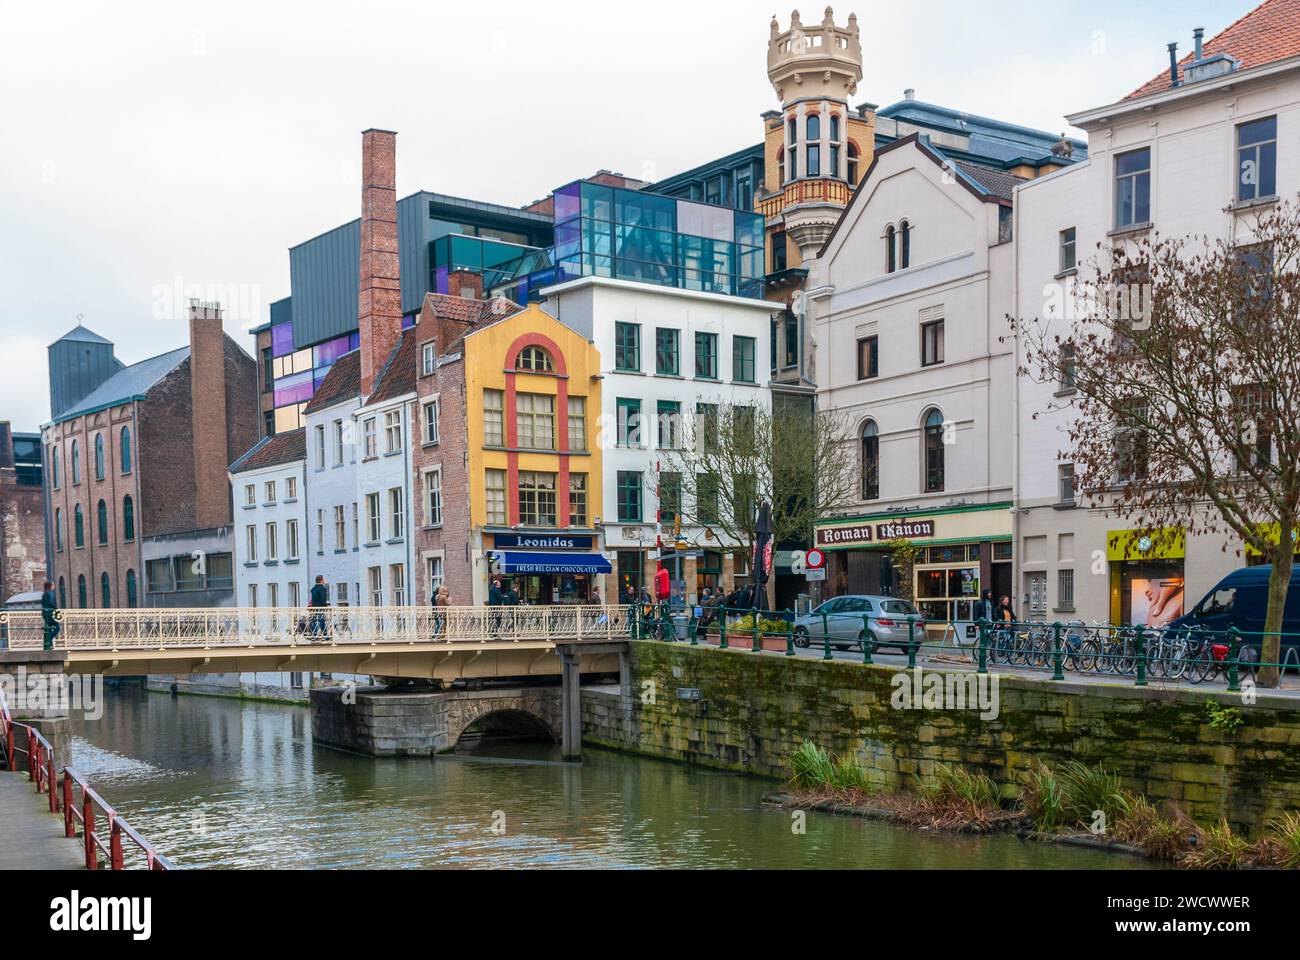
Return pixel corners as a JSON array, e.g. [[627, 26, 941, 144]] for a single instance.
[[462, 304, 607, 604]]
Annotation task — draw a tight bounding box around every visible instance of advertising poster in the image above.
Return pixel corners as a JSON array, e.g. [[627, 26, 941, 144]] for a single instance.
[[1129, 576, 1185, 628]]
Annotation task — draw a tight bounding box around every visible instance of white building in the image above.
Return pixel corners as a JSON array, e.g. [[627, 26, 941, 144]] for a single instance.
[[1012, 8, 1300, 625], [231, 429, 309, 611], [541, 276, 778, 603]]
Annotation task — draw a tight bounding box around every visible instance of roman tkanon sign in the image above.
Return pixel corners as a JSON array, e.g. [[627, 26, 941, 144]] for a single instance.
[[815, 519, 937, 548]]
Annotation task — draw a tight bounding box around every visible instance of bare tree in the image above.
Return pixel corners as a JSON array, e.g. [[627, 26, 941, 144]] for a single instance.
[[651, 400, 859, 582], [1013, 203, 1300, 686]]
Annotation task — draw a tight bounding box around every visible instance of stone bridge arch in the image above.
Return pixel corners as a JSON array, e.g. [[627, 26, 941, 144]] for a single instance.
[[443, 688, 562, 748]]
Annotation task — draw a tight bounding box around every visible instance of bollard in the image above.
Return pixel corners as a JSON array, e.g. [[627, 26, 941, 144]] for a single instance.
[[1052, 622, 1065, 681], [720, 611, 728, 650], [861, 615, 873, 665], [1134, 625, 1147, 688], [752, 612, 761, 653], [688, 606, 698, 647], [906, 618, 918, 670], [977, 618, 989, 675], [821, 612, 833, 662], [786, 615, 796, 658], [1226, 627, 1241, 693]]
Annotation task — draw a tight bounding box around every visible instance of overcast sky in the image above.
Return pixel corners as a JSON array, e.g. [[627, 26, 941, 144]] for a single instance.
[[0, 0, 1254, 431]]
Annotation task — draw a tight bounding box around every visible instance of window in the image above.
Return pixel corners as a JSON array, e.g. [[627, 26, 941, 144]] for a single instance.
[[51, 447, 60, 489], [126, 569, 138, 608], [384, 411, 402, 453], [1059, 227, 1077, 273], [857, 336, 878, 380], [617, 398, 642, 447], [265, 480, 276, 503], [567, 396, 586, 451], [1234, 384, 1274, 471], [316, 509, 324, 552], [314, 425, 326, 469], [100, 572, 110, 607], [899, 220, 911, 270], [286, 518, 300, 560], [247, 583, 258, 608], [617, 471, 642, 523], [1058, 569, 1075, 610], [923, 409, 946, 493], [1059, 463, 1076, 505], [289, 581, 300, 608], [886, 225, 897, 274], [96, 500, 108, 545], [829, 114, 842, 177], [244, 483, 256, 506], [207, 553, 233, 590], [516, 346, 554, 372], [286, 476, 297, 500], [657, 400, 681, 449], [421, 341, 437, 376], [58, 577, 66, 608], [483, 390, 504, 446], [1115, 401, 1149, 483], [805, 114, 821, 177], [425, 468, 442, 526], [771, 231, 788, 273], [569, 474, 588, 527], [55, 508, 63, 551], [423, 399, 440, 444], [262, 347, 273, 391], [777, 147, 785, 187], [659, 472, 682, 524], [147, 559, 172, 593], [368, 567, 383, 607], [94, 434, 105, 480], [363, 418, 377, 458], [787, 117, 798, 181], [696, 403, 719, 453], [77, 575, 87, 609], [861, 421, 880, 501], [921, 319, 945, 367], [265, 522, 278, 561], [486, 469, 507, 525], [74, 505, 84, 548], [122, 495, 134, 542], [426, 556, 444, 598], [351, 503, 359, 547], [390, 564, 406, 605], [732, 336, 756, 383], [847, 142, 860, 184], [784, 314, 799, 368], [335, 505, 347, 549], [366, 493, 381, 543], [516, 393, 555, 449], [697, 473, 720, 524], [1114, 148, 1151, 229], [71, 439, 80, 485], [655, 328, 680, 376], [120, 427, 132, 474], [693, 332, 719, 380], [1237, 116, 1277, 202], [518, 471, 557, 527], [245, 524, 257, 562], [614, 322, 641, 372], [389, 487, 404, 539], [1058, 343, 1077, 392], [332, 420, 345, 465]]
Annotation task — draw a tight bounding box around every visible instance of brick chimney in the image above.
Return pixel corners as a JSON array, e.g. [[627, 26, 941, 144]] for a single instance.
[[359, 129, 402, 397], [188, 300, 231, 530]]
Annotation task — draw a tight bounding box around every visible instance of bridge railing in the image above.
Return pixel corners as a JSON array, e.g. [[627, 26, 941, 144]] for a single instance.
[[0, 685, 174, 870], [0, 604, 636, 652]]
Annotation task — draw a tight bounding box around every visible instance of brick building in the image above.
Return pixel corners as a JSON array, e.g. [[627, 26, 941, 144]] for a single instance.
[[42, 303, 259, 609], [0, 423, 46, 602]]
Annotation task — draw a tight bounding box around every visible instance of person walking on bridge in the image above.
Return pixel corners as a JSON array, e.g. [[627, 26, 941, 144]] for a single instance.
[[309, 575, 330, 641], [40, 580, 59, 651]]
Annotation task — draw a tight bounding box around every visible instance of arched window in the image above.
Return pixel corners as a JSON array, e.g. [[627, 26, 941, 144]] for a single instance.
[[77, 575, 87, 609], [51, 447, 60, 489], [787, 117, 798, 182], [516, 346, 554, 372], [126, 569, 138, 608], [58, 577, 66, 609], [55, 508, 63, 551], [899, 220, 911, 270], [806, 114, 821, 177], [847, 142, 860, 185], [885, 225, 897, 274], [100, 572, 111, 608], [97, 499, 108, 545], [74, 505, 84, 548], [71, 439, 81, 485], [923, 409, 946, 493], [94, 434, 105, 480], [120, 427, 132, 474], [777, 148, 785, 186], [830, 115, 842, 178], [123, 495, 135, 541], [861, 421, 880, 501]]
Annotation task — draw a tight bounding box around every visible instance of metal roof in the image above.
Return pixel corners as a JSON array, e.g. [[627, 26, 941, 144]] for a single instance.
[[50, 346, 189, 425]]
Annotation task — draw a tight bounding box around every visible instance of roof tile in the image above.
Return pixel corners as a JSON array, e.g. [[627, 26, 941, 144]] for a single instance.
[[230, 428, 306, 474], [302, 350, 361, 415]]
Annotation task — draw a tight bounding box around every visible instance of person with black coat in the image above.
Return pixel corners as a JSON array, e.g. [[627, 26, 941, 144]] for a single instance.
[[308, 575, 330, 640], [40, 580, 59, 651]]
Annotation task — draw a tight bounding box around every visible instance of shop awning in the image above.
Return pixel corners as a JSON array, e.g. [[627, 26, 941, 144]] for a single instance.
[[493, 551, 612, 575]]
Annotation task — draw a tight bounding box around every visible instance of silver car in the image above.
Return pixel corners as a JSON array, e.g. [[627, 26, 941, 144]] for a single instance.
[[793, 595, 924, 653]]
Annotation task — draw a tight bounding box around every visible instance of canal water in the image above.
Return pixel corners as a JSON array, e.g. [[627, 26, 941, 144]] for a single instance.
[[70, 689, 1147, 869]]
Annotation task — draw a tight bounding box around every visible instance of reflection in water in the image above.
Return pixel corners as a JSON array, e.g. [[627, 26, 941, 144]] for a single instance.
[[71, 689, 1148, 870]]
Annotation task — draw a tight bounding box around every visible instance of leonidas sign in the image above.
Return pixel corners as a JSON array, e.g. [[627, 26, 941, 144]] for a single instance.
[[816, 519, 936, 548]]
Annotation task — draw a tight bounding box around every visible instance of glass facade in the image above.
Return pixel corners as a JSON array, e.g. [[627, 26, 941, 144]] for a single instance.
[[268, 322, 360, 432], [497, 181, 765, 303]]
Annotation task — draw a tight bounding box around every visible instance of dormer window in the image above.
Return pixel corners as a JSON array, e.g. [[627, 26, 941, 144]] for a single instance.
[[516, 346, 554, 372]]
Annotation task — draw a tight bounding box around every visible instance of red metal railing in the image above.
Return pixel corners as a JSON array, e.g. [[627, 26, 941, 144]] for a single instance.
[[0, 685, 173, 870]]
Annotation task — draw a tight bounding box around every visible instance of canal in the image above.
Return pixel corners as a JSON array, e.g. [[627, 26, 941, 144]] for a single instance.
[[71, 689, 1148, 869]]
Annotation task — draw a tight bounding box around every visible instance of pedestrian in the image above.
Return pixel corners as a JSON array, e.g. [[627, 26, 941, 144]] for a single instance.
[[506, 582, 521, 606], [998, 595, 1018, 624], [40, 580, 59, 651], [488, 578, 504, 637], [975, 589, 996, 624], [432, 585, 450, 637], [309, 575, 330, 641]]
